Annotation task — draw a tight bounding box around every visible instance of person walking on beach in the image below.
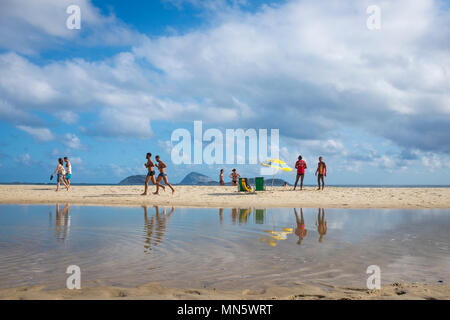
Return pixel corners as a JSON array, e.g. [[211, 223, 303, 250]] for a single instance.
[[315, 156, 327, 190], [153, 155, 175, 195], [293, 155, 307, 190], [219, 169, 225, 186], [229, 169, 240, 188], [142, 153, 165, 195], [316, 208, 327, 242], [64, 157, 72, 189], [294, 208, 307, 245], [51, 158, 69, 191]]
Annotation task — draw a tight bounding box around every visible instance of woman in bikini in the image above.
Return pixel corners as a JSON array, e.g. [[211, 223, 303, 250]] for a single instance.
[[229, 169, 240, 190], [51, 158, 69, 191]]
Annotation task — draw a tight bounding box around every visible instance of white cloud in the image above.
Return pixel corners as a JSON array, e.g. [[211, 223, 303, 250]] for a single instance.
[[16, 125, 55, 142], [63, 133, 84, 149], [0, 0, 144, 54], [421, 153, 449, 171], [0, 0, 449, 154], [16, 153, 31, 166], [56, 111, 79, 124]]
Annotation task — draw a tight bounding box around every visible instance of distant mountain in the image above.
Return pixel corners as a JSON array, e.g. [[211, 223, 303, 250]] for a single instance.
[[118, 175, 147, 185], [179, 172, 219, 186], [247, 177, 289, 187], [118, 172, 289, 186]]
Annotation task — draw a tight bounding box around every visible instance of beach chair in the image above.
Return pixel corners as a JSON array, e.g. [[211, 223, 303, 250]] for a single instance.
[[238, 178, 252, 192]]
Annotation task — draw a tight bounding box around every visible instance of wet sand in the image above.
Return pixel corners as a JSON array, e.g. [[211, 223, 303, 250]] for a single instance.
[[0, 281, 448, 300], [0, 185, 449, 208]]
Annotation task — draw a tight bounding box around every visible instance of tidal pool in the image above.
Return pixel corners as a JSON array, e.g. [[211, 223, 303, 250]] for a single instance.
[[0, 204, 448, 290]]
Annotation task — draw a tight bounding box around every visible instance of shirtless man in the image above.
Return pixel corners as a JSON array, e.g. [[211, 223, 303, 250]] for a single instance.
[[153, 155, 175, 195], [142, 153, 165, 195], [315, 156, 327, 190], [64, 157, 72, 189]]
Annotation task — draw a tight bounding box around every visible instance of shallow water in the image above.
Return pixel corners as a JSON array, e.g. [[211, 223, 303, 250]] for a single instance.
[[0, 204, 449, 290]]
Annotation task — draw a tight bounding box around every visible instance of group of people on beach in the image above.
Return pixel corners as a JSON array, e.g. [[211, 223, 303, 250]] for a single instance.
[[217, 156, 327, 190], [51, 157, 72, 191], [219, 168, 241, 186], [293, 156, 327, 191], [51, 152, 326, 192]]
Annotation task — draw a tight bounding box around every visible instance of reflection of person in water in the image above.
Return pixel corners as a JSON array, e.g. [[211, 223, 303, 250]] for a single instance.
[[219, 208, 224, 224], [231, 208, 238, 224], [55, 203, 70, 241], [294, 208, 307, 245], [316, 208, 327, 242], [143, 206, 174, 253]]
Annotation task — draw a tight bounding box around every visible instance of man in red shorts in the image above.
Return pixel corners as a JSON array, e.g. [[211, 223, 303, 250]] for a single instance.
[[293, 155, 307, 190]]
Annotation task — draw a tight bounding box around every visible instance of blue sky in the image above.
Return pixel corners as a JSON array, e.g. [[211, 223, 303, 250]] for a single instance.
[[0, 0, 449, 185]]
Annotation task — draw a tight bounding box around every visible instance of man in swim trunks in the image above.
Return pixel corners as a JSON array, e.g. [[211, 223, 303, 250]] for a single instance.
[[153, 155, 175, 195], [64, 157, 72, 189], [293, 155, 307, 190], [142, 153, 165, 195], [315, 156, 327, 190]]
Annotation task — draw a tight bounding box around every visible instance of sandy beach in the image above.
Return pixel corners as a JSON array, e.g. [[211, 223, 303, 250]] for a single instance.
[[0, 281, 448, 300], [0, 185, 449, 208]]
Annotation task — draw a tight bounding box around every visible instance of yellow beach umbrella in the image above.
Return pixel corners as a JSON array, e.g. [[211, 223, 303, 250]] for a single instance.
[[260, 159, 293, 172], [260, 158, 292, 186]]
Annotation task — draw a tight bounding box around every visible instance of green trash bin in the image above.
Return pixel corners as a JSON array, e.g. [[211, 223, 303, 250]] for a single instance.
[[255, 177, 265, 191]]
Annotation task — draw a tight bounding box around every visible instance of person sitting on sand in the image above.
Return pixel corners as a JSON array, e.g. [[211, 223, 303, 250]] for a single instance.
[[315, 156, 327, 190], [153, 155, 175, 195], [64, 157, 72, 189], [229, 169, 240, 187], [293, 155, 307, 191], [51, 158, 69, 191], [294, 208, 307, 245], [219, 169, 225, 186], [142, 153, 165, 195], [316, 208, 327, 242]]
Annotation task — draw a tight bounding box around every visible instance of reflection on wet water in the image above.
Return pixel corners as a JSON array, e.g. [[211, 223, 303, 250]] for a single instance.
[[0, 205, 449, 290], [53, 204, 71, 241], [143, 206, 174, 253]]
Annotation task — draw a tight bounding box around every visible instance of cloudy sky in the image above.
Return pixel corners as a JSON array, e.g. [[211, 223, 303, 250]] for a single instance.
[[0, 0, 449, 185]]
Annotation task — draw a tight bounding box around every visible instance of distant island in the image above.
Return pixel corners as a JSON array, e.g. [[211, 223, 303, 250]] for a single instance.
[[118, 171, 289, 186]]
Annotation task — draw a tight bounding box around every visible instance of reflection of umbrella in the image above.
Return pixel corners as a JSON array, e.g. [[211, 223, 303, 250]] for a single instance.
[[260, 159, 292, 186]]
